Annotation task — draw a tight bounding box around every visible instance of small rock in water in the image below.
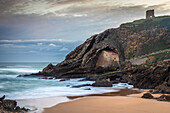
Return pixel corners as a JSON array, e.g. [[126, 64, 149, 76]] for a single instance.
[[48, 77, 54, 79], [84, 88, 91, 90], [41, 77, 48, 79], [72, 84, 91, 88], [0, 95, 5, 101], [60, 78, 70, 81]]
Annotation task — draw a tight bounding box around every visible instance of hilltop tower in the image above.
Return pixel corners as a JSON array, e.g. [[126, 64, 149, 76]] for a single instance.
[[146, 9, 155, 18]]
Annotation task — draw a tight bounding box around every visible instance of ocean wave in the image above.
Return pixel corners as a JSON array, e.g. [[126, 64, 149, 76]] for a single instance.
[[6, 65, 32, 68], [0, 68, 40, 73], [0, 71, 19, 75], [0, 85, 3, 88], [2, 86, 117, 100]]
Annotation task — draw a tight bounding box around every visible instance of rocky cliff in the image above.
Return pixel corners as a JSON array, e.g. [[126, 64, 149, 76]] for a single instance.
[[34, 16, 170, 77], [121, 60, 170, 93]]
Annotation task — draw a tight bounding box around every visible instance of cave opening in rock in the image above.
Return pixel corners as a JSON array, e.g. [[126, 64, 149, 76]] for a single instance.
[[103, 47, 118, 54]]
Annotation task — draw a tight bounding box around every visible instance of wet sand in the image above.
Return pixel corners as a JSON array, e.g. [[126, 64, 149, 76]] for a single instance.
[[17, 89, 139, 113], [67, 88, 140, 99], [43, 89, 170, 113], [44, 96, 170, 113]]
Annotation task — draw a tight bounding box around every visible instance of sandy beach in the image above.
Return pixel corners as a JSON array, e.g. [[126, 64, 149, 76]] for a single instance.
[[16, 89, 139, 113], [44, 95, 170, 113]]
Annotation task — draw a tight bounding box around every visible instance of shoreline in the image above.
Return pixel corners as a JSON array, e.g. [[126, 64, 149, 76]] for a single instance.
[[17, 88, 170, 113], [16, 88, 140, 113], [17, 96, 70, 113], [43, 90, 170, 113], [67, 88, 141, 99], [44, 95, 170, 113]]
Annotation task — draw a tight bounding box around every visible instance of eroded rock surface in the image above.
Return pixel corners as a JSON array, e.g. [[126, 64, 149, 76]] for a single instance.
[[0, 96, 29, 113], [122, 60, 170, 93]]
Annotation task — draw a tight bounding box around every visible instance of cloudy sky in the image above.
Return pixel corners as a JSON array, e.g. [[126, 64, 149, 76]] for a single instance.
[[0, 0, 169, 62]]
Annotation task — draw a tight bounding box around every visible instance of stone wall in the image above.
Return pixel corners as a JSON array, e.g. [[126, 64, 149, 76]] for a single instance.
[[96, 51, 119, 68], [146, 10, 155, 18]]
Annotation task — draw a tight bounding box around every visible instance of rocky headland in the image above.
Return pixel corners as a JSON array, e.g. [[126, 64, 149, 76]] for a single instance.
[[19, 16, 170, 93], [0, 95, 29, 113]]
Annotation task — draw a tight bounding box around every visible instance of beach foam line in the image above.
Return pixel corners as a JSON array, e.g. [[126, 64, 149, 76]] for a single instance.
[[17, 96, 70, 113]]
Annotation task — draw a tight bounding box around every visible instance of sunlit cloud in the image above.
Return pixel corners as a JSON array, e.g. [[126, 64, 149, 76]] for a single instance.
[[48, 43, 57, 47], [59, 47, 69, 51]]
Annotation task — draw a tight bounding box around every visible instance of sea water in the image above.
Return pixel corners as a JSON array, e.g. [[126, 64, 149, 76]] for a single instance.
[[0, 62, 133, 100]]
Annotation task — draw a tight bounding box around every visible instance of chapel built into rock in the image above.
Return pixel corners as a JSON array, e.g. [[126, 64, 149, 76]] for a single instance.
[[96, 50, 119, 68]]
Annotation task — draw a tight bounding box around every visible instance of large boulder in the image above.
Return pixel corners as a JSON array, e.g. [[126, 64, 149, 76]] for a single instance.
[[141, 93, 154, 99], [157, 95, 170, 102], [92, 79, 112, 87]]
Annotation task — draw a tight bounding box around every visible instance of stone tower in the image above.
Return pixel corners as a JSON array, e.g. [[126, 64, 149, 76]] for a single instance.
[[146, 9, 155, 18]]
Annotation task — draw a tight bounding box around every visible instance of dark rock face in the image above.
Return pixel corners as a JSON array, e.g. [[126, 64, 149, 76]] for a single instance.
[[92, 79, 112, 87], [167, 77, 170, 86], [0, 96, 29, 113], [122, 61, 170, 93], [141, 93, 154, 99], [155, 83, 170, 94]]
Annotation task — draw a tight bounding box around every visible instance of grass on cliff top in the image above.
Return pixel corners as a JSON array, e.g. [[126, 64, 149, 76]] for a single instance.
[[126, 15, 170, 25], [123, 15, 170, 31], [102, 71, 117, 75]]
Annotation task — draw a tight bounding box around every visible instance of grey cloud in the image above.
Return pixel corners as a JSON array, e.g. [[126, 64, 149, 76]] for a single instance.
[[0, 0, 169, 17], [0, 0, 93, 16]]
